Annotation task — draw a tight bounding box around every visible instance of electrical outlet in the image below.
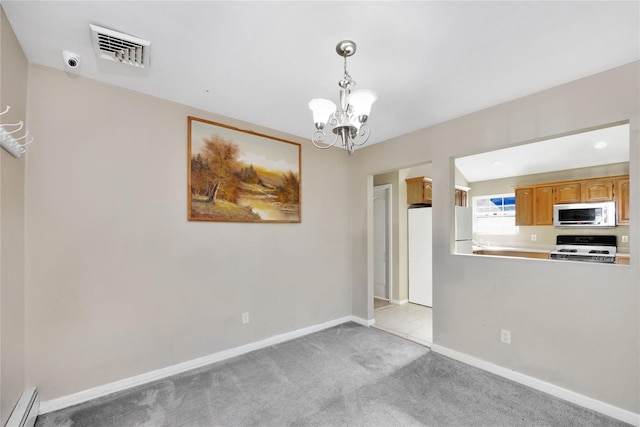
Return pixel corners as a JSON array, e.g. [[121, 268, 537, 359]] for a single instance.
[[242, 312, 249, 324], [531, 234, 537, 241], [622, 235, 629, 243], [500, 329, 511, 344]]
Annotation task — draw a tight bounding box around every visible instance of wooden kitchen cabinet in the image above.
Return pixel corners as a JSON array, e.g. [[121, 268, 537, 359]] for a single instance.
[[515, 188, 533, 225], [423, 180, 433, 203], [615, 177, 630, 224], [534, 186, 554, 225], [454, 186, 470, 207], [554, 179, 614, 204], [616, 256, 630, 265], [406, 177, 432, 204], [515, 186, 553, 226], [554, 183, 581, 204], [406, 177, 424, 204], [474, 249, 550, 260], [582, 180, 613, 202], [514, 173, 629, 226]]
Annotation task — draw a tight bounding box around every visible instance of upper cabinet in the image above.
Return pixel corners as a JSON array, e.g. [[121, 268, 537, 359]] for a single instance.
[[615, 177, 630, 224], [582, 180, 613, 202], [515, 188, 533, 225], [423, 179, 433, 204], [534, 186, 554, 225], [406, 177, 432, 204], [405, 176, 470, 206], [552, 179, 614, 204], [514, 174, 629, 226], [554, 183, 581, 204], [454, 187, 469, 207]]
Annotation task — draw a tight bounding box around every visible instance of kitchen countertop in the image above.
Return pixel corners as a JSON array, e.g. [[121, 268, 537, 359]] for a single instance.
[[473, 245, 630, 258], [472, 245, 552, 254]]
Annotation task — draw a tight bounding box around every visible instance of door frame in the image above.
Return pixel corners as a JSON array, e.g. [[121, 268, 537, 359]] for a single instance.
[[373, 184, 392, 303]]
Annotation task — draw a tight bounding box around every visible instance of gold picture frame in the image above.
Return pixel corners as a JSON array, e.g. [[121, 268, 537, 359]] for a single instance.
[[188, 116, 301, 223]]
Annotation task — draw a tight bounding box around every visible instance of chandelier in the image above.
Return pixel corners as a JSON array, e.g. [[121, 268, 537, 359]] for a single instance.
[[308, 40, 377, 155]]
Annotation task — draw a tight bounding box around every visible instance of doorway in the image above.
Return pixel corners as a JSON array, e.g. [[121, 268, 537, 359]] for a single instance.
[[371, 168, 433, 347]]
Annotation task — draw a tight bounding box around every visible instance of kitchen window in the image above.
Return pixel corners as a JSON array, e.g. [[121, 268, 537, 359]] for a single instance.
[[473, 194, 518, 235]]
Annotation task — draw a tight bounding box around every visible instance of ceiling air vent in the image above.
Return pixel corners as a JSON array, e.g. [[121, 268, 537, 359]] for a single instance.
[[90, 24, 150, 68]]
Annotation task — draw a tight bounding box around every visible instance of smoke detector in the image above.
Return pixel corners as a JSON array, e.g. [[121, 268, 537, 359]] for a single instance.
[[90, 24, 150, 68]]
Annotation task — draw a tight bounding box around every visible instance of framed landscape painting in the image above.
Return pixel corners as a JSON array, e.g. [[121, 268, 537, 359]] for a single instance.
[[188, 116, 301, 223]]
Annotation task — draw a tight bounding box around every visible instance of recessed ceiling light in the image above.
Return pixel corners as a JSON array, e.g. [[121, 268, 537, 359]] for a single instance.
[[593, 141, 607, 149], [491, 160, 503, 167]]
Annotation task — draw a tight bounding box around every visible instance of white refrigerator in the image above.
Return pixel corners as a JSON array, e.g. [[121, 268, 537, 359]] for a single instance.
[[408, 207, 432, 307], [454, 206, 473, 254]]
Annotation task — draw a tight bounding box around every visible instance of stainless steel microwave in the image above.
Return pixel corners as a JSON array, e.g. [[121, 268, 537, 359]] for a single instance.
[[553, 202, 616, 227]]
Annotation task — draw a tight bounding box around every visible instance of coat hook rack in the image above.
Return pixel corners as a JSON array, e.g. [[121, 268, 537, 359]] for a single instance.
[[0, 105, 34, 157]]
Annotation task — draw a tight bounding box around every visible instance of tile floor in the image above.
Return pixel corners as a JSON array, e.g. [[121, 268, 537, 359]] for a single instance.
[[373, 299, 432, 346]]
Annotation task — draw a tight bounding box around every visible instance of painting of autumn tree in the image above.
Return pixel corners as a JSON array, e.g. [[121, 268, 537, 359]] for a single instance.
[[188, 117, 301, 222]]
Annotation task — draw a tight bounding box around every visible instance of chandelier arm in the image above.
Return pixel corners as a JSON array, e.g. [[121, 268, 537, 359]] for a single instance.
[[311, 129, 339, 149], [327, 112, 339, 127], [349, 123, 371, 147]]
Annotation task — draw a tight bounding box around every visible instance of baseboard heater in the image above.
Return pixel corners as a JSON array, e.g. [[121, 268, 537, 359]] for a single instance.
[[6, 387, 38, 427]]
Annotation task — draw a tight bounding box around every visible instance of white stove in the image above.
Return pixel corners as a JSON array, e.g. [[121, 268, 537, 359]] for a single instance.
[[549, 235, 616, 264]]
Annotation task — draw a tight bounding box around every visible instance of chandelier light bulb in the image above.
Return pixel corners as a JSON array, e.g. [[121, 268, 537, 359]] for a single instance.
[[348, 89, 377, 119], [308, 98, 336, 129]]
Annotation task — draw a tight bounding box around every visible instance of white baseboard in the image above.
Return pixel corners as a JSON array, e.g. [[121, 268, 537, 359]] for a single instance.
[[351, 315, 375, 326], [431, 344, 640, 427], [390, 298, 408, 305], [40, 315, 364, 415], [6, 387, 39, 427]]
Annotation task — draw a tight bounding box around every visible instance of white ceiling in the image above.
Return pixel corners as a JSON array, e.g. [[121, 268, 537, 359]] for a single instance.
[[2, 1, 639, 157], [455, 123, 630, 182]]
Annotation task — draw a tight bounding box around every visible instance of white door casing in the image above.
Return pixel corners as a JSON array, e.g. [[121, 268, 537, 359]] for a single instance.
[[373, 185, 391, 300]]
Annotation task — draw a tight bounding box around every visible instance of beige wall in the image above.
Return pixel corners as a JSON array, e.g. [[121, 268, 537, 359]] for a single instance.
[[24, 65, 352, 400], [352, 62, 639, 412], [0, 8, 28, 425]]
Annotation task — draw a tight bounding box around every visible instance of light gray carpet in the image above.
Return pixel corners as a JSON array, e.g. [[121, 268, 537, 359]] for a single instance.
[[35, 322, 630, 426]]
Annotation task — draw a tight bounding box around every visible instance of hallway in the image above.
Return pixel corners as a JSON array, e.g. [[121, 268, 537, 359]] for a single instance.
[[373, 300, 432, 346]]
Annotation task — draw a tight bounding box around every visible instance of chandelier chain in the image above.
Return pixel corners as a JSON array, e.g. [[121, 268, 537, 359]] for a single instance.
[[343, 54, 355, 87]]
